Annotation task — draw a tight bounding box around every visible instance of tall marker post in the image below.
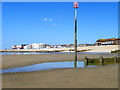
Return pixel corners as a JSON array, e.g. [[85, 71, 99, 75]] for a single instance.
[[73, 2, 78, 68]]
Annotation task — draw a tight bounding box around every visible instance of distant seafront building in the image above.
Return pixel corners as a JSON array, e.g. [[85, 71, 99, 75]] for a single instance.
[[11, 38, 120, 49], [12, 43, 47, 49], [95, 38, 120, 45], [32, 43, 46, 49], [24, 44, 32, 49], [12, 44, 27, 49], [12, 43, 75, 49]]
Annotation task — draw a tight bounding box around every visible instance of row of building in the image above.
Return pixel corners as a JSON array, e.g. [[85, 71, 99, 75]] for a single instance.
[[12, 43, 75, 49], [12, 43, 47, 49], [12, 38, 120, 49]]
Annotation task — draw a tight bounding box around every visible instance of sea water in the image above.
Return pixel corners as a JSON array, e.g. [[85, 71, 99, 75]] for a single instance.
[[0, 52, 116, 55], [0, 61, 97, 73]]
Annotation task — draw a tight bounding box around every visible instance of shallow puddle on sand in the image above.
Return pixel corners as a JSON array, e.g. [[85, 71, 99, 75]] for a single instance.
[[0, 61, 98, 73]]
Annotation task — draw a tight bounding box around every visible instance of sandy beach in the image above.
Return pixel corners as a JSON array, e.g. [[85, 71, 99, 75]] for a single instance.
[[2, 54, 117, 69], [78, 45, 119, 53], [2, 53, 118, 88], [2, 64, 118, 88], [2, 1, 119, 88]]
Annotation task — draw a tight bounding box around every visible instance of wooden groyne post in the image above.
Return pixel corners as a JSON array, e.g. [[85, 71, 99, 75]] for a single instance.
[[99, 56, 104, 66], [114, 56, 117, 63], [84, 56, 88, 67]]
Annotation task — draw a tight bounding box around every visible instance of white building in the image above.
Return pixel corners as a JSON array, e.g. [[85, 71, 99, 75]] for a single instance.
[[32, 43, 46, 49], [24, 45, 32, 49], [12, 43, 47, 49], [12, 45, 22, 49]]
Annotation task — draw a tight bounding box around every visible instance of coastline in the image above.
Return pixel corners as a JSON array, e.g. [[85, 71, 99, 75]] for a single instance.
[[2, 1, 119, 88], [1, 45, 119, 53], [1, 46, 119, 88]]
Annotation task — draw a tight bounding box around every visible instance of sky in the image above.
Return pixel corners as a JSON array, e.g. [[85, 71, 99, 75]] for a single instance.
[[2, 2, 118, 49]]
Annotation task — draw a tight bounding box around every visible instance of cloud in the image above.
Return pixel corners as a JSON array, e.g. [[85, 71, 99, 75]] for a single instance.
[[44, 17, 48, 21], [43, 17, 53, 22]]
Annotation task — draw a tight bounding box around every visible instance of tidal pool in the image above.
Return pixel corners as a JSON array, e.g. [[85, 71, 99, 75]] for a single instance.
[[0, 61, 98, 73]]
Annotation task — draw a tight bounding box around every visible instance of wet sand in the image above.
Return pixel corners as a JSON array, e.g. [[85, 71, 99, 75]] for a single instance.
[[2, 54, 116, 69], [2, 64, 118, 88], [2, 54, 118, 88]]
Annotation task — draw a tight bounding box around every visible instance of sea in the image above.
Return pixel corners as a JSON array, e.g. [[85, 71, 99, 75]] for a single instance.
[[0, 52, 117, 55]]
